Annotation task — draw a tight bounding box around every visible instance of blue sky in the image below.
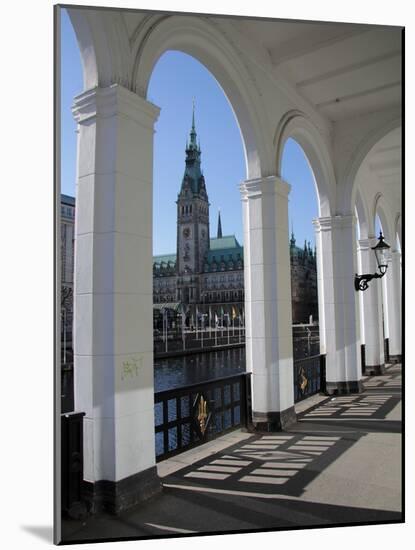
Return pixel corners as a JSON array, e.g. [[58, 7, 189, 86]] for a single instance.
[[61, 8, 318, 255]]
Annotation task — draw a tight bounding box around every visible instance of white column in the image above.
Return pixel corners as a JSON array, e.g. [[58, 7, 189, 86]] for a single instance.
[[357, 238, 385, 374], [313, 215, 362, 393], [72, 84, 160, 513], [386, 249, 402, 361], [240, 176, 295, 430]]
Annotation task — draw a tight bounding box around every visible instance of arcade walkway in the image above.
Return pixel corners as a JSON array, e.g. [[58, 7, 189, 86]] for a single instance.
[[62, 365, 402, 543]]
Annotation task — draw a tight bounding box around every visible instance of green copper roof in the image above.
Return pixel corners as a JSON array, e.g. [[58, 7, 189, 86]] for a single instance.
[[206, 235, 243, 264], [209, 235, 241, 250], [153, 253, 176, 265]]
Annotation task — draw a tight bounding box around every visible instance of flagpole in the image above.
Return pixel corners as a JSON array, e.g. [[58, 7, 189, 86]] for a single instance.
[[164, 309, 168, 353]]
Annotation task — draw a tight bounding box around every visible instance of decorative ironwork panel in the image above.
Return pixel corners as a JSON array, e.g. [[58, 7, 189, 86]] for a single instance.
[[293, 355, 326, 403], [154, 372, 251, 461]]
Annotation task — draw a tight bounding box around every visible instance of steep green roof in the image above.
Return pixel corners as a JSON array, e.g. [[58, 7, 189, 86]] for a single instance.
[[153, 253, 176, 265], [206, 235, 243, 264], [209, 235, 241, 250]]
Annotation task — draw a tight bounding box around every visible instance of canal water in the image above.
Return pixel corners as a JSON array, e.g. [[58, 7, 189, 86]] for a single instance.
[[154, 347, 246, 392], [154, 346, 246, 458]]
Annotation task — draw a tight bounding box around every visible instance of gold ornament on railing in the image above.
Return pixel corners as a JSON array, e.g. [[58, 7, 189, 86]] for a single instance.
[[299, 367, 308, 393], [197, 396, 208, 435]]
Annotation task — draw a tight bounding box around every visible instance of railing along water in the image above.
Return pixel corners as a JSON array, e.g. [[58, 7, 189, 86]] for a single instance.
[[293, 354, 326, 403], [154, 372, 251, 462]]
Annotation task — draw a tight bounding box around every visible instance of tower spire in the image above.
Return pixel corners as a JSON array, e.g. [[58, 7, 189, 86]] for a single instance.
[[290, 221, 296, 247], [192, 97, 195, 131], [217, 209, 223, 239], [189, 98, 197, 147]]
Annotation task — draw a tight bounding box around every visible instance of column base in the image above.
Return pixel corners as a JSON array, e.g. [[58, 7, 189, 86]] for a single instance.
[[82, 465, 162, 515], [325, 380, 363, 395], [389, 354, 402, 364], [250, 406, 296, 432], [364, 364, 386, 376]]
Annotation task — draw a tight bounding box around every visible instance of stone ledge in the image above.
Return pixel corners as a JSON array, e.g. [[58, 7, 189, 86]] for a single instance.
[[82, 465, 161, 515], [325, 380, 364, 395], [364, 364, 386, 376], [250, 406, 297, 432]]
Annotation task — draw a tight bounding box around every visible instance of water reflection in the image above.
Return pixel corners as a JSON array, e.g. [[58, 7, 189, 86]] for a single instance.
[[154, 347, 246, 392]]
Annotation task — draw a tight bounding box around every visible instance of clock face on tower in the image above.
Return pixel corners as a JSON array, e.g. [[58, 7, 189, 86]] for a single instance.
[[183, 227, 191, 239]]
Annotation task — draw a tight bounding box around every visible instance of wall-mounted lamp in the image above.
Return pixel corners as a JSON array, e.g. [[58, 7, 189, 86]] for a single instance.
[[355, 232, 390, 291]]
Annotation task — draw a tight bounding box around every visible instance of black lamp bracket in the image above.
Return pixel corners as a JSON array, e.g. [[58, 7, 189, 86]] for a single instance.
[[354, 271, 384, 292]]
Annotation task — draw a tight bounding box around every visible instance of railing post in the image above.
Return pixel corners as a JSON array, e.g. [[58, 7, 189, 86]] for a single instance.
[[320, 355, 327, 394], [61, 412, 87, 519], [361, 344, 366, 375], [384, 338, 390, 363], [241, 373, 252, 430]]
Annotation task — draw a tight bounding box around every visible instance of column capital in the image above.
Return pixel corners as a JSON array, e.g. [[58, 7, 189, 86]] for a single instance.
[[72, 84, 160, 128], [357, 236, 377, 251], [239, 175, 291, 200], [313, 214, 356, 232]]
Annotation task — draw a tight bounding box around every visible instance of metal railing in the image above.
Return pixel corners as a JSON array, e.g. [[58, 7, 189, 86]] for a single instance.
[[61, 363, 74, 414], [384, 338, 390, 363], [293, 354, 326, 403], [361, 344, 366, 374], [154, 327, 246, 356], [154, 372, 251, 462], [61, 412, 86, 518]]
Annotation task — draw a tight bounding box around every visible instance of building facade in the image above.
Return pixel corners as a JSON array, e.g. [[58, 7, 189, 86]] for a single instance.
[[290, 233, 318, 323], [60, 194, 75, 361], [152, 110, 318, 325]]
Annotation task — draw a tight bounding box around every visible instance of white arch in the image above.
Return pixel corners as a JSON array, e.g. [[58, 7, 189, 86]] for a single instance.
[[394, 213, 402, 250], [67, 9, 132, 90], [373, 193, 393, 242], [274, 110, 335, 218], [132, 15, 273, 180], [355, 188, 371, 240], [340, 117, 401, 214]]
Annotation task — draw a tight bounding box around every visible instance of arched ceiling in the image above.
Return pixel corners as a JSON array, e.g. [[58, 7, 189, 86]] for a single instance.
[[354, 127, 401, 233], [115, 11, 402, 125], [224, 20, 402, 122], [70, 8, 402, 218]]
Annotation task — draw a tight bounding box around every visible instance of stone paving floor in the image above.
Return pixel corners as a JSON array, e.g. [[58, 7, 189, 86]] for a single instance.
[[61, 364, 402, 543]]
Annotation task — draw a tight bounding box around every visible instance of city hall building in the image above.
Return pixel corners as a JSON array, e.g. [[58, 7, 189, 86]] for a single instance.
[[61, 112, 318, 330], [152, 110, 318, 325]]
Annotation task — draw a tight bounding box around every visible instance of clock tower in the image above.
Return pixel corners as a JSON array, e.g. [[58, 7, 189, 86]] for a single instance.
[[176, 104, 210, 304]]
